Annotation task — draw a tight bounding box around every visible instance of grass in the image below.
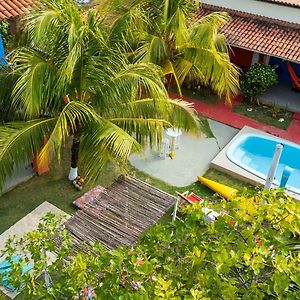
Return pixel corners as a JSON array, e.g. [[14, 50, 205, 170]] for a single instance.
[[0, 142, 121, 234], [233, 101, 293, 130], [0, 152, 255, 235], [129, 166, 255, 200]]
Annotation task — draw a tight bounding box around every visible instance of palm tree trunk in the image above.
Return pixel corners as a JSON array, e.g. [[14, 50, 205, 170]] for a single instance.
[[68, 133, 80, 181]]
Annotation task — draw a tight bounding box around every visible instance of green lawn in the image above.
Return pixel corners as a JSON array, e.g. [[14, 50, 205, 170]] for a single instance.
[[233, 101, 293, 130], [0, 143, 121, 234], [0, 158, 255, 235]]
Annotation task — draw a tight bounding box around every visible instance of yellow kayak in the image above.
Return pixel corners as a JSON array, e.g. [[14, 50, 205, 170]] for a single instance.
[[197, 176, 238, 200]]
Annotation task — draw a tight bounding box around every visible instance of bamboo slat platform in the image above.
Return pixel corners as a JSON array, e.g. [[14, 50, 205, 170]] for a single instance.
[[65, 176, 176, 250]]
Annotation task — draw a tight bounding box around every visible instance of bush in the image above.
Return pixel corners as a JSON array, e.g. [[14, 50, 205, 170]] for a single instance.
[[241, 64, 278, 102], [1, 190, 300, 299], [0, 20, 9, 47]]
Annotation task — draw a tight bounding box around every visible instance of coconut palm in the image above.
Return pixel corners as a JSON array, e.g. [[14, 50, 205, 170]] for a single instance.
[[98, 0, 240, 102], [0, 0, 199, 190]]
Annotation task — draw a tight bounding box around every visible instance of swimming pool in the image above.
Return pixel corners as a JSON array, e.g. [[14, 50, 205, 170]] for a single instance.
[[226, 133, 300, 194]]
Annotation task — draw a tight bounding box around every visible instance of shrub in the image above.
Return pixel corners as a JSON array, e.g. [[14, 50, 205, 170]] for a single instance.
[[0, 20, 9, 47], [241, 64, 278, 103], [1, 189, 300, 299]]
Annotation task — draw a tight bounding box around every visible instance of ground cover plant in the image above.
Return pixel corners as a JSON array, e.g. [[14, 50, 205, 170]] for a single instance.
[[1, 189, 299, 299], [233, 101, 293, 130]]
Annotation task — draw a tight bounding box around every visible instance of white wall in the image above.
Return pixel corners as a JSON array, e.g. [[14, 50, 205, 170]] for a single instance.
[[201, 0, 300, 24]]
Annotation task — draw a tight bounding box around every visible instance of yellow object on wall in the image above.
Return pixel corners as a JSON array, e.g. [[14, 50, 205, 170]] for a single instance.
[[197, 176, 238, 200]]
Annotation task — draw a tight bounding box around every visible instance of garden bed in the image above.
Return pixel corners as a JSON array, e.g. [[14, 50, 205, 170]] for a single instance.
[[171, 85, 220, 105], [232, 101, 293, 130]]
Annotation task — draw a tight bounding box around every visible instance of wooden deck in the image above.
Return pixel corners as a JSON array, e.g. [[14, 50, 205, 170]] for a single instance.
[[65, 176, 176, 250]]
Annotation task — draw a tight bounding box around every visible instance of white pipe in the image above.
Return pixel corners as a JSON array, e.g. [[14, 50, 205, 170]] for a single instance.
[[264, 144, 284, 190], [172, 199, 179, 222]]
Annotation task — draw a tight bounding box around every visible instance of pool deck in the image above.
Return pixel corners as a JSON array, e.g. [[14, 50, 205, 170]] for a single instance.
[[129, 120, 238, 187], [211, 126, 300, 200]]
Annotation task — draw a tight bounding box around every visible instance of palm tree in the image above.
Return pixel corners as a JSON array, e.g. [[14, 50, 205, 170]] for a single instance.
[[97, 0, 240, 103], [0, 0, 199, 190]]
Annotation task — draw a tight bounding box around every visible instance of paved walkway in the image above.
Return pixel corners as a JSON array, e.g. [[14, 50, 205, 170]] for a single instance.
[[169, 92, 300, 144], [129, 120, 238, 187], [261, 82, 300, 112]]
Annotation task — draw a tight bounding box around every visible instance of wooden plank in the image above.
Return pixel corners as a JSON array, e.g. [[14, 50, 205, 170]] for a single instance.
[[66, 176, 176, 251]]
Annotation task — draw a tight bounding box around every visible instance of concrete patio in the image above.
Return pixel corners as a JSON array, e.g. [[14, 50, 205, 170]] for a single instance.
[[261, 82, 300, 112], [129, 120, 239, 187]]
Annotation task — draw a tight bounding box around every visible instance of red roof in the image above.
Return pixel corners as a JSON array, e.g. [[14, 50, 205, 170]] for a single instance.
[[0, 0, 35, 20], [259, 0, 300, 8], [196, 4, 300, 63]]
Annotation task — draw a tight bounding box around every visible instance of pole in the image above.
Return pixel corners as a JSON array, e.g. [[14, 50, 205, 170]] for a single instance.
[[172, 198, 179, 222], [264, 144, 284, 190], [42, 248, 52, 290], [279, 166, 294, 188]]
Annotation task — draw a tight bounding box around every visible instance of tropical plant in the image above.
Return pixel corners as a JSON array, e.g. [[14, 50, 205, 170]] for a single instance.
[[240, 63, 278, 103], [97, 0, 240, 103], [0, 20, 9, 47], [1, 189, 300, 299], [0, 0, 199, 190]]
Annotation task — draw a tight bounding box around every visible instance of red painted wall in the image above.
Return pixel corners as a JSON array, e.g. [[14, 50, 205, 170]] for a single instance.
[[230, 47, 253, 71]]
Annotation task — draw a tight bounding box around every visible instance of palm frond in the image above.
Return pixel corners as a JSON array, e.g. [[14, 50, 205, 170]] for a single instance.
[[90, 60, 168, 112], [0, 119, 56, 191], [110, 97, 200, 134], [0, 69, 19, 120], [109, 117, 171, 147], [166, 7, 188, 47], [178, 46, 240, 102], [148, 36, 168, 65], [163, 59, 183, 94], [79, 118, 141, 183], [11, 48, 58, 118], [39, 101, 99, 163]]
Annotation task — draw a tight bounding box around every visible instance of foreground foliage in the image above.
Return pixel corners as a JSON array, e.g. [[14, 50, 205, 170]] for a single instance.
[[1, 189, 300, 299]]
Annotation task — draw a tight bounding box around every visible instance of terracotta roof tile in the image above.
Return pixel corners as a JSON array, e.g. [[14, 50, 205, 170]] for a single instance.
[[0, 0, 35, 20], [196, 4, 300, 63]]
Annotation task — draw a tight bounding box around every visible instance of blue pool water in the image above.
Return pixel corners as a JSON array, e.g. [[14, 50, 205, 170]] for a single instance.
[[227, 133, 300, 194]]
